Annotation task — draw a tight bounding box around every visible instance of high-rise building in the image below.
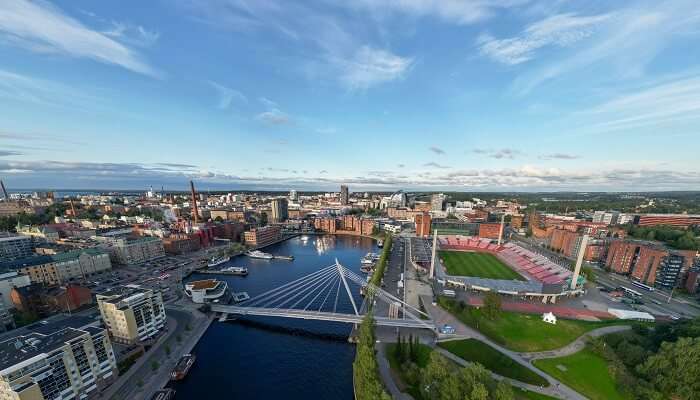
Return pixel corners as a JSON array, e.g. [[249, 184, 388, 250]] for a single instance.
[[0, 234, 33, 261], [243, 225, 282, 247], [415, 212, 432, 238], [340, 185, 349, 205], [271, 198, 289, 222], [97, 286, 166, 344], [0, 325, 118, 399], [289, 190, 298, 201], [431, 193, 446, 211]]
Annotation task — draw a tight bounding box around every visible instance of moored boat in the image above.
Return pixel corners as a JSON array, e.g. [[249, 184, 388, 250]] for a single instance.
[[245, 250, 274, 259], [171, 354, 196, 381], [207, 256, 230, 267]]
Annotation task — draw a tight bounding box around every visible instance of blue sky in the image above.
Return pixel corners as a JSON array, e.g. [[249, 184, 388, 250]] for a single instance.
[[1, 0, 699, 191]]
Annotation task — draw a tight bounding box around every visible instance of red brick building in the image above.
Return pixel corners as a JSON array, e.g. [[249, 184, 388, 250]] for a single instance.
[[415, 212, 431, 238], [637, 214, 700, 228], [244, 225, 282, 247], [510, 215, 524, 229], [606, 241, 640, 274], [478, 223, 502, 239]]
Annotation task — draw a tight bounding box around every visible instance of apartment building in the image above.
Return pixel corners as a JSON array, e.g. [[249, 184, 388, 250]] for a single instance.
[[605, 240, 697, 288], [2, 249, 112, 286], [96, 286, 166, 344], [0, 235, 33, 262], [0, 325, 117, 400], [243, 225, 282, 247], [104, 237, 165, 265]]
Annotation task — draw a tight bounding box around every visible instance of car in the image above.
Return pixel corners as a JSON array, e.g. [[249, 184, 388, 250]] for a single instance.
[[439, 325, 455, 334]]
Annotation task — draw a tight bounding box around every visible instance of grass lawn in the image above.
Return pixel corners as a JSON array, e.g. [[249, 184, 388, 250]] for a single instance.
[[438, 339, 549, 387], [534, 348, 629, 400], [438, 298, 630, 352], [439, 250, 526, 281]]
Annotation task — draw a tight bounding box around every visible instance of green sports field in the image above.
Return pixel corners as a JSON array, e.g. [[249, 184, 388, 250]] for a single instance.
[[439, 250, 525, 281]]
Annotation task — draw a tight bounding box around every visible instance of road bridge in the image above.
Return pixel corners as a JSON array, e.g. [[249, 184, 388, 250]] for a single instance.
[[212, 259, 436, 331]]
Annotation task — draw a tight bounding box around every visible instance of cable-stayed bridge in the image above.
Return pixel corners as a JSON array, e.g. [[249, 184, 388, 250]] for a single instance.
[[211, 259, 436, 331]]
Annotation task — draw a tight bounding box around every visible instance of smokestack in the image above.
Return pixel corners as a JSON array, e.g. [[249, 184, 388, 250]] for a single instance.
[[571, 234, 589, 290], [497, 214, 505, 246], [0, 180, 8, 199], [190, 180, 199, 224], [429, 229, 438, 279], [69, 199, 76, 217]]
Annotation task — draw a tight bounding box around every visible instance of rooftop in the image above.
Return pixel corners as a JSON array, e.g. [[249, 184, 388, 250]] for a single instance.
[[0, 328, 86, 372], [187, 279, 220, 290]]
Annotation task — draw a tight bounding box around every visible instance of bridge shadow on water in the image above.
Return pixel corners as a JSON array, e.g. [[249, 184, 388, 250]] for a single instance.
[[224, 317, 354, 343]]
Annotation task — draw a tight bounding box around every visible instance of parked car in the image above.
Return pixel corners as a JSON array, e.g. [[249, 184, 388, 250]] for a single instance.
[[439, 325, 456, 334]]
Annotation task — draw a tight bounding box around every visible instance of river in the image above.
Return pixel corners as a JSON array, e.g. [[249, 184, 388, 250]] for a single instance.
[[171, 234, 378, 399]]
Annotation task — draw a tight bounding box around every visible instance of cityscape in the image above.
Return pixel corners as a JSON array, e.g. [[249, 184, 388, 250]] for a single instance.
[[1, 1, 700, 400]]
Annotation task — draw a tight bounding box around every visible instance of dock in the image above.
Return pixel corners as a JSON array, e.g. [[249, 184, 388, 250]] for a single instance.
[[197, 269, 248, 276]]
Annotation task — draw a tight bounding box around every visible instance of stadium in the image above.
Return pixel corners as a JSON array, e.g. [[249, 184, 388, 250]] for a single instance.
[[419, 235, 586, 303]]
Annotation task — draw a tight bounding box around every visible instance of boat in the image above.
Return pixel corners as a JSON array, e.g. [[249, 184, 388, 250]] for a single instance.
[[151, 389, 176, 400], [360, 265, 373, 273], [221, 266, 248, 276], [377, 239, 384, 248], [245, 250, 274, 259], [207, 256, 230, 267], [170, 354, 196, 381], [273, 255, 294, 260]]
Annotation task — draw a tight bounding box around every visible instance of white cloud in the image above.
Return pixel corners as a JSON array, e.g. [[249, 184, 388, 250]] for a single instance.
[[336, 46, 414, 90], [259, 97, 278, 109], [512, 0, 700, 94], [539, 153, 580, 160], [256, 108, 291, 125], [0, 0, 158, 76], [576, 75, 700, 133], [473, 148, 522, 159], [207, 81, 247, 110], [346, 0, 526, 25], [0, 68, 97, 108], [478, 12, 611, 65], [102, 22, 160, 47]]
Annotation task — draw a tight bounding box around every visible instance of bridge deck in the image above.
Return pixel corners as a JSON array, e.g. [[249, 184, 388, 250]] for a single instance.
[[210, 305, 436, 330]]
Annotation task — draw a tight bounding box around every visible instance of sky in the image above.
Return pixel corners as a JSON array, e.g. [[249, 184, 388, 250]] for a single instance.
[[1, 0, 700, 192]]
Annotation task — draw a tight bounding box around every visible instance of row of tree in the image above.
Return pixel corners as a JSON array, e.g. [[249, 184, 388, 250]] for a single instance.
[[418, 352, 515, 400], [369, 233, 392, 287], [625, 224, 700, 250], [393, 333, 421, 365], [353, 314, 391, 400], [593, 318, 700, 399]]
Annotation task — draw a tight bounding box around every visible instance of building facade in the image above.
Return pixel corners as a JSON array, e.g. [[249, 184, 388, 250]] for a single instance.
[[0, 235, 33, 262], [0, 271, 31, 310], [414, 212, 431, 238], [340, 185, 349, 205], [96, 286, 166, 344], [243, 225, 282, 247], [8, 249, 112, 286], [0, 326, 117, 400], [105, 237, 165, 265], [270, 198, 289, 223]]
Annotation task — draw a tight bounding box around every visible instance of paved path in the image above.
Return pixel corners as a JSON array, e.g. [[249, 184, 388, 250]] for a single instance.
[[376, 343, 414, 400], [520, 325, 632, 360], [433, 346, 569, 400], [422, 296, 587, 400]]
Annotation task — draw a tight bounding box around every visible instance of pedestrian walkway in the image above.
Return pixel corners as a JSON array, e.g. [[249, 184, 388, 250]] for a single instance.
[[421, 296, 588, 400], [520, 325, 631, 360]]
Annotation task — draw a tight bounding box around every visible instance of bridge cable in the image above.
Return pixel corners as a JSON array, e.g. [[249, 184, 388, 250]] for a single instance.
[[304, 273, 339, 312], [294, 271, 339, 311], [243, 264, 336, 307], [319, 275, 341, 312], [261, 266, 338, 309]]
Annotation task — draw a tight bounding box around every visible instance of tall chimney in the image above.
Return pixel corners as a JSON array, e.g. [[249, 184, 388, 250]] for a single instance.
[[497, 213, 505, 246], [571, 234, 589, 290], [190, 180, 199, 224], [429, 229, 438, 279], [0, 180, 8, 199]]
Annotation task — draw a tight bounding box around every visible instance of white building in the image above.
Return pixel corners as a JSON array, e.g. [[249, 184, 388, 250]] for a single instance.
[[97, 286, 166, 344], [184, 279, 230, 304], [0, 325, 117, 400]]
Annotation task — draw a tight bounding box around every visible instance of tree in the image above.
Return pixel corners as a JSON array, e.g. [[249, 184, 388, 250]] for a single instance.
[[493, 381, 515, 400], [638, 337, 700, 400], [483, 292, 502, 320]]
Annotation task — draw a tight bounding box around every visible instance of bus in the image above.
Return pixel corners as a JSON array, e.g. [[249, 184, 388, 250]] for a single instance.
[[621, 287, 643, 297], [631, 280, 655, 292]]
